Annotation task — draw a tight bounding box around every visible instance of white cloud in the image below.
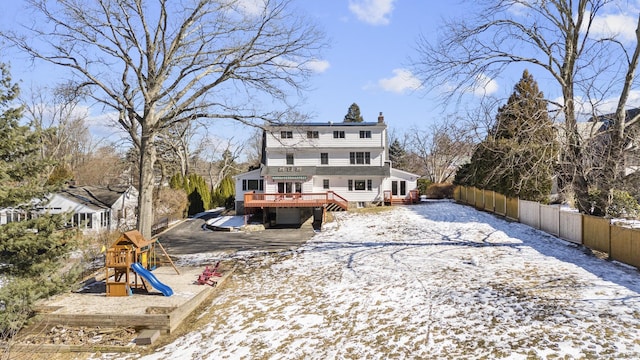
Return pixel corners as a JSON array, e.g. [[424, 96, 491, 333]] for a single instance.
[[590, 12, 638, 43], [348, 0, 396, 26], [473, 73, 499, 97], [305, 59, 330, 73], [376, 68, 422, 94], [233, 0, 265, 17], [273, 57, 330, 73]]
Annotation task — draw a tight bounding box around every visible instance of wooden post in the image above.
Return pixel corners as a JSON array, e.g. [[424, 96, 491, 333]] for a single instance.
[[155, 240, 180, 275]]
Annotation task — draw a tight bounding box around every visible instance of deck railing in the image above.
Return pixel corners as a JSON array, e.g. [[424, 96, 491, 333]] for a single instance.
[[244, 191, 348, 210], [384, 189, 420, 204]]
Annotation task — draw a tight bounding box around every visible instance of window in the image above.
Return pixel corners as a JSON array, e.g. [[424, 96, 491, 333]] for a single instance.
[[73, 213, 93, 229], [280, 131, 293, 139], [333, 130, 345, 138], [350, 152, 371, 164], [242, 179, 264, 191], [277, 182, 302, 193], [359, 130, 371, 138], [349, 179, 370, 191], [101, 211, 109, 228], [320, 153, 329, 165], [307, 131, 319, 139], [392, 181, 407, 195], [286, 153, 294, 165], [323, 179, 330, 189]]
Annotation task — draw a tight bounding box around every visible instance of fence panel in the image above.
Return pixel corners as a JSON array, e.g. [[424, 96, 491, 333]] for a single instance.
[[559, 211, 582, 244], [474, 188, 484, 209], [484, 190, 495, 212], [454, 186, 462, 202], [519, 200, 540, 229], [466, 187, 475, 206], [583, 215, 611, 254], [494, 193, 506, 216], [610, 226, 633, 267], [540, 205, 560, 236], [506, 197, 519, 221]]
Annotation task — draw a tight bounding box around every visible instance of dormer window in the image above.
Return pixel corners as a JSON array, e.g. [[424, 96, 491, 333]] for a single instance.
[[359, 130, 371, 138], [280, 131, 293, 139], [333, 130, 345, 138]]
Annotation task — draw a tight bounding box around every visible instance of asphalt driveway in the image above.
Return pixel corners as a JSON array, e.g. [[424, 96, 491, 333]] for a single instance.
[[157, 211, 316, 255]]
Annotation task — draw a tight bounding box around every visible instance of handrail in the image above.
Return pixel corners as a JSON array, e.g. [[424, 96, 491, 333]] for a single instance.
[[244, 191, 348, 210]]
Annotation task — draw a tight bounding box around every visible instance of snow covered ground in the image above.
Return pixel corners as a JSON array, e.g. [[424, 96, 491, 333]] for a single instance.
[[104, 200, 640, 359]]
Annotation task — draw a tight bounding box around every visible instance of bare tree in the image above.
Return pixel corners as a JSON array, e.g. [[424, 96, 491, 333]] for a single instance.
[[411, 0, 640, 215], [21, 83, 93, 178], [409, 116, 475, 183], [244, 127, 265, 169], [3, 0, 326, 236]]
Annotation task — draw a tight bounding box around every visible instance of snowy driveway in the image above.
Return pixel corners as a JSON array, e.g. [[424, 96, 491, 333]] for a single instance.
[[136, 201, 640, 359]]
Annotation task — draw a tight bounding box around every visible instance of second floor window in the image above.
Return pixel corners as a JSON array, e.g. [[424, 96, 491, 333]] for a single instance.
[[323, 179, 330, 189], [281, 131, 293, 139], [333, 130, 345, 138], [359, 130, 371, 138], [350, 152, 371, 164], [320, 153, 328, 165], [286, 153, 294, 165], [307, 131, 319, 139], [348, 179, 371, 191]]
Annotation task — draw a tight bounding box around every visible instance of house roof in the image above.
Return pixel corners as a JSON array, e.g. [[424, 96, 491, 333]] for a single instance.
[[59, 185, 134, 209], [266, 121, 384, 128], [111, 229, 154, 249]]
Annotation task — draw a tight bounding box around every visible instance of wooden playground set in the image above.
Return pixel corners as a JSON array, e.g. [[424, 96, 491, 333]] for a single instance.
[[104, 230, 179, 297]]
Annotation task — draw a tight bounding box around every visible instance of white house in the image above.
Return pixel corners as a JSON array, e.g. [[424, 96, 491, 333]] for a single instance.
[[234, 113, 420, 225], [1, 185, 139, 234]]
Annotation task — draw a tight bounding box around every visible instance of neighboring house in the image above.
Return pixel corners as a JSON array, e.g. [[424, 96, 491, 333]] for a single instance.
[[0, 185, 139, 234], [234, 113, 420, 225], [578, 108, 640, 176]]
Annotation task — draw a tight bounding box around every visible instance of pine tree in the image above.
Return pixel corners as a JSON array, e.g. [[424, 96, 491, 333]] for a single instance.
[[456, 70, 557, 202], [0, 64, 77, 339], [344, 103, 364, 122], [389, 139, 409, 170]]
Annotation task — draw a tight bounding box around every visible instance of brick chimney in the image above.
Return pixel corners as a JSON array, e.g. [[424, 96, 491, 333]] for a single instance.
[[377, 112, 384, 123]]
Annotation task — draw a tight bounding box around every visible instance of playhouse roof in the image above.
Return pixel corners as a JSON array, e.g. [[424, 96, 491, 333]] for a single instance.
[[112, 230, 155, 249]]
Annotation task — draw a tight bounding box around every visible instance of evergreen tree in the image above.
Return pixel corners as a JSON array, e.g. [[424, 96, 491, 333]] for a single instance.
[[176, 173, 211, 215], [0, 64, 77, 339], [344, 103, 364, 122], [389, 139, 409, 171], [211, 176, 235, 209], [456, 70, 557, 202]]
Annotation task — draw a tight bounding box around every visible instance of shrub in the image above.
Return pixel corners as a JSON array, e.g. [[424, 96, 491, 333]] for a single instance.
[[417, 178, 432, 195], [425, 183, 455, 199]]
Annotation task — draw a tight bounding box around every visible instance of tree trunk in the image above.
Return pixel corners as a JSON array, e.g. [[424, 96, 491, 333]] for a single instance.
[[138, 131, 157, 238]]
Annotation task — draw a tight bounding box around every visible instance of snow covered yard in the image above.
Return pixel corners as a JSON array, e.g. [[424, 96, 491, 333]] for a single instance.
[[118, 201, 640, 359]]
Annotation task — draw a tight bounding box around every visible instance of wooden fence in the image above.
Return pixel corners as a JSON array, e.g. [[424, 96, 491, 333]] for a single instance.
[[453, 186, 640, 270]]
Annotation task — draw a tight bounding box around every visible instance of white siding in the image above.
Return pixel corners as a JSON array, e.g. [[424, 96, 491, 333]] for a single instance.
[[234, 169, 263, 202], [265, 125, 386, 150]]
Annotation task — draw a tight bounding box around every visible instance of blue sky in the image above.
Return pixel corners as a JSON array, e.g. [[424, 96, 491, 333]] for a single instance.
[[2, 0, 640, 147]]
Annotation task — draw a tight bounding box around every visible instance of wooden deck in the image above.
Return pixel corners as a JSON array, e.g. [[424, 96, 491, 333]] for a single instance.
[[384, 190, 420, 205], [244, 191, 348, 211]]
